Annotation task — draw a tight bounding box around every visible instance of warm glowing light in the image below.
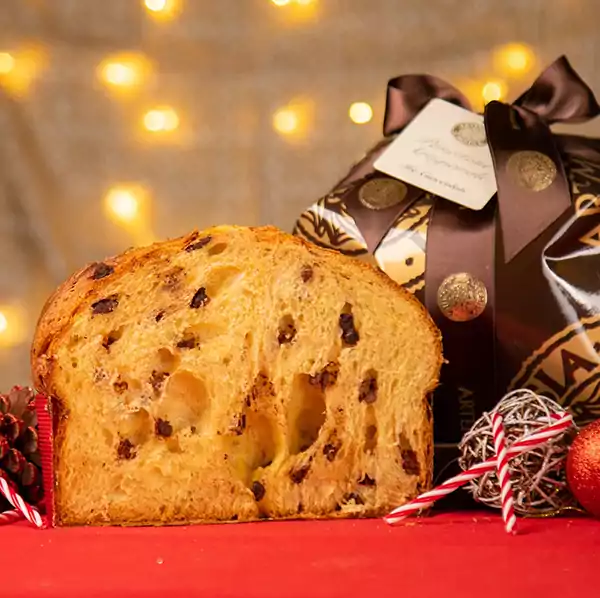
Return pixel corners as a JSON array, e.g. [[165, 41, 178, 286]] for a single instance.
[[271, 0, 291, 5], [349, 102, 373, 124], [0, 305, 27, 348], [482, 80, 506, 103], [295, 0, 316, 4], [98, 54, 150, 90], [273, 108, 299, 134], [104, 186, 143, 223], [494, 43, 536, 75], [0, 52, 15, 75], [143, 107, 180, 132], [143, 0, 180, 20]]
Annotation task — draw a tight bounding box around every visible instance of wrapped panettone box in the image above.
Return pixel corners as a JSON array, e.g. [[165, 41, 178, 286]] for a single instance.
[[294, 56, 600, 475]]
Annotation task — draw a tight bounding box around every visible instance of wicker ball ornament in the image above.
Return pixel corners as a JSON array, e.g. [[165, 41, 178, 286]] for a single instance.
[[459, 390, 578, 515]]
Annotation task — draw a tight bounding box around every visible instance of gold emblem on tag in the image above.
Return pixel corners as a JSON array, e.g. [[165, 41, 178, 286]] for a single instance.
[[437, 272, 488, 322], [358, 178, 407, 210], [450, 122, 488, 147], [507, 151, 557, 192]]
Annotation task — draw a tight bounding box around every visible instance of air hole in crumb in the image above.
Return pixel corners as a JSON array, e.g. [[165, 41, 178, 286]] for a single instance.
[[118, 409, 153, 445], [102, 326, 125, 351], [159, 370, 209, 431], [157, 348, 180, 374], [364, 406, 377, 453], [208, 242, 227, 256], [205, 266, 243, 299], [288, 374, 326, 455], [113, 379, 129, 394], [277, 314, 297, 345]]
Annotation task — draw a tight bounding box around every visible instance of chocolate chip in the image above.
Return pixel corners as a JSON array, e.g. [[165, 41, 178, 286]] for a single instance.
[[334, 503, 342, 512], [150, 370, 169, 392], [113, 379, 128, 394], [405, 257, 414, 266], [155, 418, 173, 437], [251, 481, 265, 501], [301, 265, 313, 283], [358, 474, 376, 487], [277, 324, 296, 345], [399, 432, 420, 476], [358, 373, 378, 404], [185, 236, 212, 252], [323, 442, 340, 462], [176, 336, 197, 349], [190, 426, 197, 434], [117, 439, 136, 460], [342, 492, 364, 505], [92, 295, 119, 315], [289, 464, 310, 484], [229, 413, 246, 435], [155, 311, 166, 322], [231, 514, 238, 521], [339, 312, 359, 346], [298, 503, 304, 514], [91, 262, 114, 280], [309, 362, 340, 390], [190, 287, 210, 309]]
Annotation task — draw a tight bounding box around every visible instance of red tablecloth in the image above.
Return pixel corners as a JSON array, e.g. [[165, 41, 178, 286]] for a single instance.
[[3, 512, 599, 598]]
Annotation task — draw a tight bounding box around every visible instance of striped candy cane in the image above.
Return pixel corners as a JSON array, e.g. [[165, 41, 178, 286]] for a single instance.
[[0, 476, 44, 528], [385, 411, 573, 525], [0, 509, 23, 525], [492, 412, 517, 534]]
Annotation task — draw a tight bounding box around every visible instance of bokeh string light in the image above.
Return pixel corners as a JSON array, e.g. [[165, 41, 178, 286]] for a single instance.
[[143, 107, 180, 133], [482, 80, 507, 104], [143, 0, 181, 21], [349, 102, 373, 124], [97, 53, 151, 93], [494, 43, 536, 76], [0, 305, 28, 349], [103, 184, 155, 246]]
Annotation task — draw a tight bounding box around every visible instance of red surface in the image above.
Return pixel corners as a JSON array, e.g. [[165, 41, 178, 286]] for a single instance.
[[3, 512, 600, 598]]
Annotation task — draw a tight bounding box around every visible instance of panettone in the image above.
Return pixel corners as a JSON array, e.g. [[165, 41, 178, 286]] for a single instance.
[[31, 226, 441, 525]]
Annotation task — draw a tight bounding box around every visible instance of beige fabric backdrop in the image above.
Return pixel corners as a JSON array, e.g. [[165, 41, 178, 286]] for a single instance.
[[1, 0, 599, 388]]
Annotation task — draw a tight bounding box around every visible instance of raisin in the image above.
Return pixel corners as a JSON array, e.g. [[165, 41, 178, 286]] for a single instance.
[[185, 236, 212, 252], [298, 503, 304, 514], [231, 514, 239, 521], [117, 439, 136, 460], [102, 333, 120, 351], [323, 442, 340, 462], [334, 503, 342, 512], [358, 474, 376, 487], [358, 374, 378, 404], [309, 362, 339, 390], [150, 370, 169, 392], [399, 432, 420, 476], [92, 295, 119, 315], [176, 336, 197, 349], [91, 262, 114, 280], [190, 426, 197, 434], [113, 379, 128, 394], [229, 413, 246, 435], [277, 324, 296, 345], [289, 464, 310, 484], [190, 287, 210, 309], [155, 311, 166, 322], [301, 265, 313, 282], [155, 418, 173, 437], [339, 312, 359, 346], [251, 481, 265, 501]]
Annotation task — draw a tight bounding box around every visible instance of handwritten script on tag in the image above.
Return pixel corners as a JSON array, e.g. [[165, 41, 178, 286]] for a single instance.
[[374, 99, 497, 210]]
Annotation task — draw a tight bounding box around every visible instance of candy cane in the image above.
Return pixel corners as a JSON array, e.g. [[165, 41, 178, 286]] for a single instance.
[[385, 412, 573, 525], [492, 412, 517, 534], [0, 477, 44, 528], [0, 509, 23, 525]]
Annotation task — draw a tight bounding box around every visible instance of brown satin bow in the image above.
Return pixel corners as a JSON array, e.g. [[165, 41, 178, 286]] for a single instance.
[[383, 56, 600, 261]]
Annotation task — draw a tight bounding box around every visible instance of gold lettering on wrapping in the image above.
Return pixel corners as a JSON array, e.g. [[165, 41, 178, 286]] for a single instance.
[[580, 223, 600, 247], [458, 387, 476, 432], [533, 349, 597, 397], [574, 193, 600, 217], [570, 159, 600, 189]]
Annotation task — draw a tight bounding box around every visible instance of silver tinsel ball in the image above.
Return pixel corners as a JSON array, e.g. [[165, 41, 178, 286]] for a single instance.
[[459, 389, 578, 515]]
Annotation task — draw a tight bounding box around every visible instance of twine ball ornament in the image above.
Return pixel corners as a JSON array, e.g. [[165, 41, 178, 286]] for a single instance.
[[459, 390, 577, 515]]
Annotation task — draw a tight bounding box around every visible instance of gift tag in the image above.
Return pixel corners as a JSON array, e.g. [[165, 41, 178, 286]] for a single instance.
[[374, 99, 497, 210]]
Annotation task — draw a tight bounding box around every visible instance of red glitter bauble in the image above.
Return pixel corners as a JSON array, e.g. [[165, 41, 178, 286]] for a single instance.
[[566, 419, 600, 518]]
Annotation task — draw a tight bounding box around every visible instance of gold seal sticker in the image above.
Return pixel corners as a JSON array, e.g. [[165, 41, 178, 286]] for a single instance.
[[450, 122, 488, 147], [358, 178, 407, 211], [437, 272, 488, 322], [507, 150, 557, 192]]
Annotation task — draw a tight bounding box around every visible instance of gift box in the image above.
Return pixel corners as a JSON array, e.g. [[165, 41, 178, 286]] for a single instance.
[[294, 56, 600, 476]]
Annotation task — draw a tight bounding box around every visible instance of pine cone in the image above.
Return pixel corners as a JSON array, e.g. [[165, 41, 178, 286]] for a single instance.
[[0, 387, 43, 511]]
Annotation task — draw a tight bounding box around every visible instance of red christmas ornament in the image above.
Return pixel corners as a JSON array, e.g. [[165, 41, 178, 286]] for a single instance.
[[566, 419, 600, 518]]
